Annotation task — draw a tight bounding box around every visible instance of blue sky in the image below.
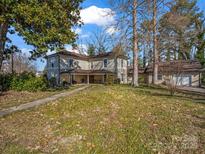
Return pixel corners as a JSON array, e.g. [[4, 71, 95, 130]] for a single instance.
[[8, 0, 205, 71]]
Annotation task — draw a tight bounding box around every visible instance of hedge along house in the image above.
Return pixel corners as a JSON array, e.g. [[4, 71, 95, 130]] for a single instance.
[[145, 61, 203, 87], [46, 50, 128, 85]]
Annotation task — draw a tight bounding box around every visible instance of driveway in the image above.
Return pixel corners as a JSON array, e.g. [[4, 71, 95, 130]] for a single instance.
[[177, 86, 205, 96]]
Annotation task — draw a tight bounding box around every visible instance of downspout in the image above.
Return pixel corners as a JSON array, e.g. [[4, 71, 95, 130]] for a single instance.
[[58, 55, 61, 85], [199, 72, 201, 87]]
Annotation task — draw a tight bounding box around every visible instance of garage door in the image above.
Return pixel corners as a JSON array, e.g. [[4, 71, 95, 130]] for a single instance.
[[176, 75, 191, 86]]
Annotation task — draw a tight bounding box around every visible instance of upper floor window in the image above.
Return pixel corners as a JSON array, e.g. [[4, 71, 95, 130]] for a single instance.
[[157, 74, 162, 80], [91, 62, 94, 69], [121, 59, 123, 68], [68, 58, 73, 67], [103, 58, 108, 68], [50, 58, 55, 68]]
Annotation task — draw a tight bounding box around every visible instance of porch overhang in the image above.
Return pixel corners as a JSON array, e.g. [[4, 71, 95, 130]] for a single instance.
[[60, 69, 115, 75]]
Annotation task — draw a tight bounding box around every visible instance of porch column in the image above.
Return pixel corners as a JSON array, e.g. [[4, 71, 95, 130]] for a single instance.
[[87, 74, 89, 84], [102, 74, 105, 83], [70, 73, 72, 85]]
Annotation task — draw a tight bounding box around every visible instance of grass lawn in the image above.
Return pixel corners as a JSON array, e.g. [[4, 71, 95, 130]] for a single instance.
[[0, 85, 83, 110], [0, 85, 204, 153]]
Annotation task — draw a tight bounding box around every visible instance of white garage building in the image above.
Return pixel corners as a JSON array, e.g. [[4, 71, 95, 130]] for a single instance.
[[145, 61, 203, 87]]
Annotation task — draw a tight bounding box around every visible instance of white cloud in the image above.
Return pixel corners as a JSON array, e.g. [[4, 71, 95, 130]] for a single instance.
[[64, 44, 73, 51], [80, 34, 89, 38], [20, 48, 32, 57], [80, 5, 115, 26], [72, 27, 82, 34], [75, 28, 82, 34], [106, 26, 118, 35], [64, 44, 88, 55]]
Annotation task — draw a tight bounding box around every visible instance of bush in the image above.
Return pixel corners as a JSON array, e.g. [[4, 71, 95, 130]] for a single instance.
[[23, 77, 47, 91], [0, 72, 48, 92], [10, 72, 48, 92], [49, 77, 57, 88], [0, 73, 14, 91], [105, 75, 119, 85]]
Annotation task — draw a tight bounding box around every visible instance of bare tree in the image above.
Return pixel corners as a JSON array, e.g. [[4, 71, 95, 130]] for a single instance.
[[160, 61, 183, 96], [109, 0, 148, 87], [86, 29, 115, 54], [2, 52, 37, 74], [132, 0, 139, 87], [152, 0, 158, 84]]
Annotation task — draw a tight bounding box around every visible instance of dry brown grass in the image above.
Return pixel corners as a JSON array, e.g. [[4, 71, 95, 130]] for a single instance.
[[0, 85, 204, 153]]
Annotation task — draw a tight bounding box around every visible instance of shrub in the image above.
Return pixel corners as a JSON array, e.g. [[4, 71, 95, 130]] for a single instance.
[[62, 80, 69, 87], [49, 77, 57, 88], [105, 75, 120, 85], [11, 72, 48, 92], [23, 77, 47, 91], [0, 73, 14, 91]]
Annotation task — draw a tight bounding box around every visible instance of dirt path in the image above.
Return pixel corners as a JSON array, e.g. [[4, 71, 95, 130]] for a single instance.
[[0, 85, 90, 117]]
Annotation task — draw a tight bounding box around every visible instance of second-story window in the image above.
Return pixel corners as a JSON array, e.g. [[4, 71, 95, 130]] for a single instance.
[[103, 58, 108, 68], [50, 58, 55, 68], [68, 58, 73, 67], [121, 59, 123, 68], [91, 62, 94, 69]]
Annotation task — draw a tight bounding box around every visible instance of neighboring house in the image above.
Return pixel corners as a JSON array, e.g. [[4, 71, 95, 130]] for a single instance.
[[46, 50, 128, 85], [128, 61, 204, 87]]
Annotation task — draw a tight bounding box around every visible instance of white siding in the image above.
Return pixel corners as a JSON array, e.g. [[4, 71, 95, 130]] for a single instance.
[[47, 55, 60, 83]]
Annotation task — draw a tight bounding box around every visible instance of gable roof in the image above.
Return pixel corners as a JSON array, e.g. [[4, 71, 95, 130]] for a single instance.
[[146, 60, 203, 73], [45, 50, 128, 60], [128, 60, 203, 75]]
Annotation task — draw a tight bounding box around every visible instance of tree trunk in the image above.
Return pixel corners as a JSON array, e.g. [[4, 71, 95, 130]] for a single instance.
[[0, 23, 8, 72], [152, 0, 158, 84], [11, 52, 14, 74], [132, 0, 139, 87]]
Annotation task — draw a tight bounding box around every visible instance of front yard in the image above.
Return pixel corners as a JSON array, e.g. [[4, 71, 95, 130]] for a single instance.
[[0, 85, 83, 110], [0, 85, 204, 153]]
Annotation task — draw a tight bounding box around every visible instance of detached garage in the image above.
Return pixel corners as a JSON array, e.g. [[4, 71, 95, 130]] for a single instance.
[[144, 60, 203, 87]]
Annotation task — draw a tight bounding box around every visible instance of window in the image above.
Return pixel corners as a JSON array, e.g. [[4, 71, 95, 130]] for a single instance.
[[121, 59, 123, 68], [91, 62, 94, 69], [68, 59, 73, 67], [121, 74, 124, 82], [157, 74, 162, 80], [50, 58, 55, 68], [103, 58, 108, 68]]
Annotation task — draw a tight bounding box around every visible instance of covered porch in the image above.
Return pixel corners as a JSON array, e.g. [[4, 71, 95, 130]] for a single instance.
[[60, 70, 115, 84]]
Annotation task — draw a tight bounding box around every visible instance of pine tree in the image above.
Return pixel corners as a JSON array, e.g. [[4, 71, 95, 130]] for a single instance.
[[158, 0, 205, 61], [87, 44, 95, 56]]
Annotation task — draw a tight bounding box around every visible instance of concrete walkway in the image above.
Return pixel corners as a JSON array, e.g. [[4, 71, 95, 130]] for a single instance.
[[0, 85, 90, 117], [177, 86, 205, 96]]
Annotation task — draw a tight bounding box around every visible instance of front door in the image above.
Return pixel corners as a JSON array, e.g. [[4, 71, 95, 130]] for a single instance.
[[90, 75, 94, 83]]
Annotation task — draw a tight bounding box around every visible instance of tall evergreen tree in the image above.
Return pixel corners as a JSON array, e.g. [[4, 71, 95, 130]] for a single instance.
[[158, 0, 205, 61], [0, 0, 83, 71], [87, 44, 95, 56]]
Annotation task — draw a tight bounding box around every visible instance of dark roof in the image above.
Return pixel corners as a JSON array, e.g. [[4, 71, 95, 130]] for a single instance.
[[60, 69, 114, 74], [46, 50, 127, 60], [128, 66, 145, 74], [146, 60, 203, 73], [128, 60, 203, 74]]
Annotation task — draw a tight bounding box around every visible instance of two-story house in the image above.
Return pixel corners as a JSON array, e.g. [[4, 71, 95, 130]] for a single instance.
[[46, 50, 128, 85]]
